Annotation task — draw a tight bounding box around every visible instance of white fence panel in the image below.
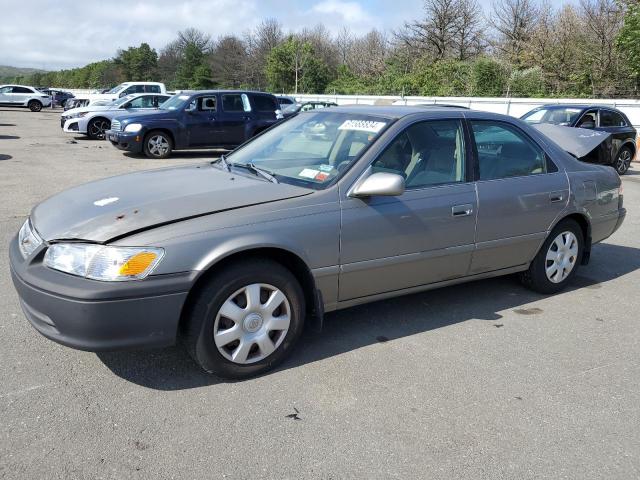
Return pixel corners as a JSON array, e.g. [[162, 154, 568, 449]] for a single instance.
[[293, 94, 640, 128]]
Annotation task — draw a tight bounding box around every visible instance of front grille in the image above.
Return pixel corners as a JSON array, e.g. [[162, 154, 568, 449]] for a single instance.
[[111, 119, 122, 132]]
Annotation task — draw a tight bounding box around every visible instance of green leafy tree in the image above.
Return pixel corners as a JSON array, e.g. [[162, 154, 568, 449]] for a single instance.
[[617, 1, 640, 83], [508, 67, 546, 97], [470, 57, 510, 96], [175, 42, 213, 89], [266, 37, 330, 93], [115, 43, 158, 81]]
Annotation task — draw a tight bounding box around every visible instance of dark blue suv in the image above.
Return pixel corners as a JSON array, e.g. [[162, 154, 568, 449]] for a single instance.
[[106, 90, 282, 159]]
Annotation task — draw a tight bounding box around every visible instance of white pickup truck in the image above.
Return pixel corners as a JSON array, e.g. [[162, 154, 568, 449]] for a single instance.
[[67, 82, 168, 109]]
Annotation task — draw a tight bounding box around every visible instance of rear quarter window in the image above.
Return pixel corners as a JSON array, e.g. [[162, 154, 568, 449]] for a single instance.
[[252, 95, 278, 112]]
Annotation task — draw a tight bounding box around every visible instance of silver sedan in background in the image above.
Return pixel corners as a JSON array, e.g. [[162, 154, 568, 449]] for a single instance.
[[10, 106, 625, 379]]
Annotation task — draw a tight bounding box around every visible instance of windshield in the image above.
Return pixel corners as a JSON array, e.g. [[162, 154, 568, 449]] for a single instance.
[[159, 94, 191, 110], [106, 83, 127, 94], [521, 107, 584, 126], [113, 94, 136, 107], [226, 111, 391, 190]]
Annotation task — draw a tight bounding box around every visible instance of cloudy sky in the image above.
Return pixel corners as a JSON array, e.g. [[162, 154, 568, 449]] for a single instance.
[[0, 0, 578, 70]]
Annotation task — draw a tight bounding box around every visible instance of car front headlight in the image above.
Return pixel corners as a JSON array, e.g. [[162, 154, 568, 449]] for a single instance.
[[124, 123, 142, 133], [44, 244, 164, 281], [67, 112, 88, 119], [18, 219, 43, 259]]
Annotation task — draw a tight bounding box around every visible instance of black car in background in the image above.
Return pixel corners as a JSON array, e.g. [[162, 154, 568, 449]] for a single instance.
[[521, 104, 637, 174], [276, 95, 296, 107], [282, 101, 338, 118], [106, 90, 282, 159], [38, 88, 74, 107]]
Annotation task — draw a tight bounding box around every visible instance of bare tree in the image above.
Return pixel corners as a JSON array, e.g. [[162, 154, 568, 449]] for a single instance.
[[335, 27, 354, 65], [490, 0, 539, 66], [244, 18, 284, 89], [453, 0, 485, 60], [348, 30, 388, 78], [211, 35, 248, 88], [580, 0, 624, 92], [177, 28, 213, 52], [300, 24, 340, 71], [397, 0, 460, 60]]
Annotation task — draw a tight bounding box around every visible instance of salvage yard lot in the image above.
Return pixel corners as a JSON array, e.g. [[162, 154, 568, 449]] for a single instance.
[[1, 107, 640, 479]]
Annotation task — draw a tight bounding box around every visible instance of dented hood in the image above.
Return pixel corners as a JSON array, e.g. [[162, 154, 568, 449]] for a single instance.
[[533, 124, 612, 158], [31, 164, 311, 243]]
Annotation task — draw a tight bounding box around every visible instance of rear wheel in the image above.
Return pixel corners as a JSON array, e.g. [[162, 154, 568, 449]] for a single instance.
[[87, 117, 110, 140], [520, 219, 583, 294], [143, 130, 172, 159], [613, 146, 633, 175], [183, 259, 305, 379], [28, 100, 42, 112]]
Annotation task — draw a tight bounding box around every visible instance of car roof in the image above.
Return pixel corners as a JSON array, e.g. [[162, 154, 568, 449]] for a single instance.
[[320, 104, 470, 119], [179, 90, 276, 96], [532, 104, 623, 111]]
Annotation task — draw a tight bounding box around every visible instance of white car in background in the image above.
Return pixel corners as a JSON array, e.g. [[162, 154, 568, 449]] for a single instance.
[[0, 85, 52, 111], [61, 93, 171, 139], [69, 82, 168, 110]]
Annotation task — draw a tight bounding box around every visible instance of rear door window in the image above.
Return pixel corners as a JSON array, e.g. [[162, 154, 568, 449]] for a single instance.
[[222, 94, 251, 112], [471, 121, 547, 181], [145, 85, 161, 93], [12, 87, 32, 93], [600, 110, 627, 127]]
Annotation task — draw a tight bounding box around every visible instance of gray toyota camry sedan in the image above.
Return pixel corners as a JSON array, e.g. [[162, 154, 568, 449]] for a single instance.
[[10, 106, 626, 379]]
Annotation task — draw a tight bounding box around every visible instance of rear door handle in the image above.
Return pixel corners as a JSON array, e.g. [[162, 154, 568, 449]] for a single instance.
[[452, 204, 474, 217], [549, 192, 564, 203]]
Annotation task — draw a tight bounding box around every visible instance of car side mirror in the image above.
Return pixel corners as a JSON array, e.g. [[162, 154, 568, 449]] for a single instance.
[[580, 121, 595, 129], [350, 172, 405, 198]]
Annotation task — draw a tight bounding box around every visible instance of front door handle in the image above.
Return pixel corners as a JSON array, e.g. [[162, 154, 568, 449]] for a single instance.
[[452, 204, 473, 217]]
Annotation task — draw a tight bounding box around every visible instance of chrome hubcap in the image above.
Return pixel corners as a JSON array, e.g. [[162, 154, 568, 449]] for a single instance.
[[545, 231, 579, 283], [213, 283, 291, 364], [148, 135, 169, 156]]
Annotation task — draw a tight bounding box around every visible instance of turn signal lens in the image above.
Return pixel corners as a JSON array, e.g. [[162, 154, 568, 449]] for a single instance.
[[118, 252, 158, 277]]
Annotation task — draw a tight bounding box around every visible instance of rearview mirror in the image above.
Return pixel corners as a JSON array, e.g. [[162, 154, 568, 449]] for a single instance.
[[350, 172, 405, 198]]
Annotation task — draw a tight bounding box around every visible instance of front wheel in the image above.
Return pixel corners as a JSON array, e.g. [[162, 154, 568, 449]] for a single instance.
[[520, 219, 583, 294], [28, 100, 42, 112], [87, 118, 110, 140], [613, 146, 633, 175], [143, 130, 172, 159], [183, 259, 305, 379]]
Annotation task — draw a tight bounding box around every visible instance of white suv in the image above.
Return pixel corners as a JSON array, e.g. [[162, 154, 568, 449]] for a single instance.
[[70, 82, 168, 108], [0, 85, 52, 111]]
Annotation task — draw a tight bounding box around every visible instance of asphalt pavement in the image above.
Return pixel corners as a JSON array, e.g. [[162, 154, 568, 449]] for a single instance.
[[1, 107, 639, 479]]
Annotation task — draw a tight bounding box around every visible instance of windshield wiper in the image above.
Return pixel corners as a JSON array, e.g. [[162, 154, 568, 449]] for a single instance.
[[234, 162, 278, 183], [213, 153, 231, 172]]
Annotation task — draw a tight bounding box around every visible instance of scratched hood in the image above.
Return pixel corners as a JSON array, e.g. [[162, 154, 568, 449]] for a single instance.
[[31, 164, 311, 243]]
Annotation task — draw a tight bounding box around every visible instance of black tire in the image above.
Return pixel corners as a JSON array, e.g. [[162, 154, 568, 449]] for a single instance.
[[520, 218, 584, 294], [143, 130, 172, 159], [613, 146, 633, 175], [28, 100, 42, 112], [182, 259, 306, 379], [87, 117, 110, 140]]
